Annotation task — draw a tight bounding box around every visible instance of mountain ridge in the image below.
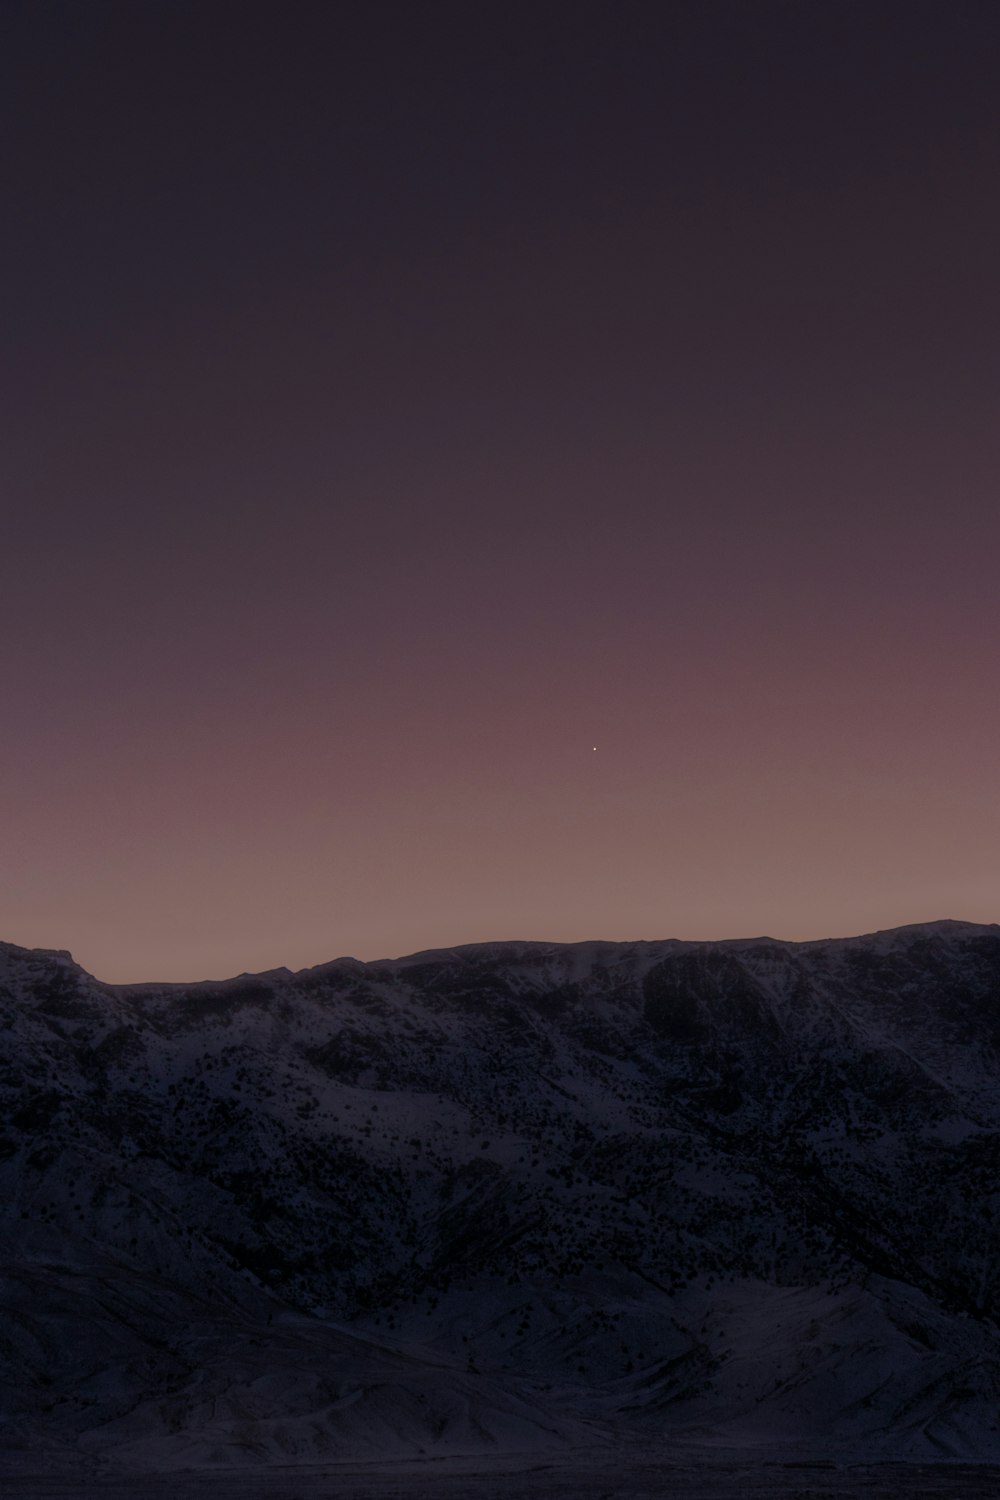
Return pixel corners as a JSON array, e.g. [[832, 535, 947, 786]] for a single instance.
[[1, 919, 999, 1472], [14, 916, 999, 991]]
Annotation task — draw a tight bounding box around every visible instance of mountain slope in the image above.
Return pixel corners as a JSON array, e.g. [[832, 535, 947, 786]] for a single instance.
[[1, 921, 999, 1470]]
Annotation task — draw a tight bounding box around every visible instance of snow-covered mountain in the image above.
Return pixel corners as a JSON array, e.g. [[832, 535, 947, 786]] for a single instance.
[[2, 920, 1000, 1472]]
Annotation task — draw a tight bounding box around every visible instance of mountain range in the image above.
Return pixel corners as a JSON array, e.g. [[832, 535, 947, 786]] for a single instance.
[[2, 919, 999, 1475]]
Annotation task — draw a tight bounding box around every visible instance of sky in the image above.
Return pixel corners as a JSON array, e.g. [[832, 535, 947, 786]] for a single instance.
[[2, 0, 999, 982]]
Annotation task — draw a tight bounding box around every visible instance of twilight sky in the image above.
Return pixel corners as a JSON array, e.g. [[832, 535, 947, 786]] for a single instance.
[[3, 0, 999, 982]]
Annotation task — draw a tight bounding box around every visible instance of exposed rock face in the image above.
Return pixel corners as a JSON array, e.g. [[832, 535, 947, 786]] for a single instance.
[[1, 921, 999, 1469]]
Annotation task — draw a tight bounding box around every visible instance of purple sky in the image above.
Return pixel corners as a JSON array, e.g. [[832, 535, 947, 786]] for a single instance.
[[3, 0, 999, 981]]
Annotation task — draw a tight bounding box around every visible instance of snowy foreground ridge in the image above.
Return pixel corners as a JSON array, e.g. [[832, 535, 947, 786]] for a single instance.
[[2, 919, 1000, 1475]]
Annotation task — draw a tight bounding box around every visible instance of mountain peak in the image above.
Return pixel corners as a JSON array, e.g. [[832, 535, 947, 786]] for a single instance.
[[3, 922, 1000, 1469]]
